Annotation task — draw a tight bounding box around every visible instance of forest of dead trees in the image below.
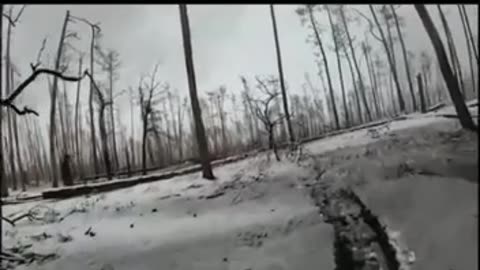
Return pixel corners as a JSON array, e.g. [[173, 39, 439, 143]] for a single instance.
[[0, 4, 478, 197]]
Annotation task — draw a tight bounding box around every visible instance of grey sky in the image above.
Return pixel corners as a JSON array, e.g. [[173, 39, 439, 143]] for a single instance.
[[2, 4, 478, 140]]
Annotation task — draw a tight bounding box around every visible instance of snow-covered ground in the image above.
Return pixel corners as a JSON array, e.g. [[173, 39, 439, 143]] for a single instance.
[[2, 102, 478, 270], [2, 156, 334, 270]]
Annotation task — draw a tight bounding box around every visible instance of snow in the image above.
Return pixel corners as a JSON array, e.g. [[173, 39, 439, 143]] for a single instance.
[[2, 155, 334, 270]]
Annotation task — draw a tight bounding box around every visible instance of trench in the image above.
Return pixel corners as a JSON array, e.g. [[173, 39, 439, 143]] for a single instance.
[[309, 180, 406, 270]]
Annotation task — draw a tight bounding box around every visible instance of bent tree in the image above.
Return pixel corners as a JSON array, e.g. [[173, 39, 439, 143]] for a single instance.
[[414, 5, 476, 131]]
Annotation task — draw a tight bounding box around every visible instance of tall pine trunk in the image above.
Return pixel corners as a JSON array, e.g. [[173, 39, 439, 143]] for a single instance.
[[460, 5, 478, 64], [391, 5, 417, 111], [88, 26, 99, 176], [437, 5, 465, 99], [340, 7, 372, 122], [370, 5, 406, 113], [270, 5, 296, 142], [307, 6, 340, 129], [458, 5, 476, 97], [179, 4, 215, 180], [74, 56, 83, 178], [50, 10, 70, 188], [11, 70, 27, 191], [0, 4, 7, 197], [417, 73, 427, 113], [326, 5, 349, 127], [362, 42, 381, 118], [343, 45, 362, 124], [108, 63, 120, 171]]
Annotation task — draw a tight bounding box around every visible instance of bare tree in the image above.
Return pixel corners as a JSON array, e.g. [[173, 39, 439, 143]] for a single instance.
[[417, 73, 427, 113], [391, 5, 417, 111], [48, 10, 70, 187], [460, 5, 478, 64], [366, 5, 406, 113], [339, 6, 373, 121], [137, 64, 166, 175], [95, 46, 122, 171], [326, 5, 349, 127], [437, 5, 465, 99], [86, 73, 113, 180], [270, 5, 296, 142], [179, 4, 215, 180], [362, 41, 381, 118], [415, 5, 476, 131], [71, 15, 101, 177], [3, 5, 27, 192], [458, 5, 476, 96], [245, 76, 287, 161], [297, 5, 340, 129], [73, 54, 84, 178]]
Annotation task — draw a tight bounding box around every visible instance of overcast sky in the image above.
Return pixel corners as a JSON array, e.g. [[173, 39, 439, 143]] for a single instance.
[[2, 4, 478, 139]]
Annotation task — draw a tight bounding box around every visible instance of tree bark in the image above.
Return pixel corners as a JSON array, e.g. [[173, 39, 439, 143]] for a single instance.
[[179, 4, 215, 180], [370, 5, 406, 113], [50, 10, 70, 188], [270, 5, 296, 142], [326, 5, 349, 128], [391, 5, 417, 111], [415, 5, 476, 131]]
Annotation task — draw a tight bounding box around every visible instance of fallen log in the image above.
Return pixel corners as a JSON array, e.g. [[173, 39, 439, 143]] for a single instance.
[[42, 153, 251, 200]]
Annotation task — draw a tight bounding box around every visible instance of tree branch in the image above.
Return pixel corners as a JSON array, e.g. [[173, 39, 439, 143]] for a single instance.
[[351, 7, 383, 42], [3, 68, 87, 105], [0, 102, 39, 116]]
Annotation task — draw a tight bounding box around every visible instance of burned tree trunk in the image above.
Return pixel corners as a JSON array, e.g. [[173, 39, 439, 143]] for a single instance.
[[307, 6, 340, 130], [270, 5, 296, 141], [370, 5, 406, 113], [437, 5, 465, 99], [179, 4, 215, 180], [50, 10, 70, 188], [327, 5, 349, 128], [415, 5, 476, 131], [74, 55, 83, 178], [362, 42, 381, 118], [98, 103, 112, 180], [391, 5, 417, 111], [343, 45, 362, 124], [460, 5, 478, 64], [458, 5, 476, 96], [340, 7, 372, 122], [0, 4, 7, 197], [417, 73, 427, 113]]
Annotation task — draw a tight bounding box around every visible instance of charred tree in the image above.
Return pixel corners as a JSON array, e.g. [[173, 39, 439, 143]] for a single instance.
[[179, 4, 215, 180], [415, 5, 476, 131], [270, 5, 296, 142]]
